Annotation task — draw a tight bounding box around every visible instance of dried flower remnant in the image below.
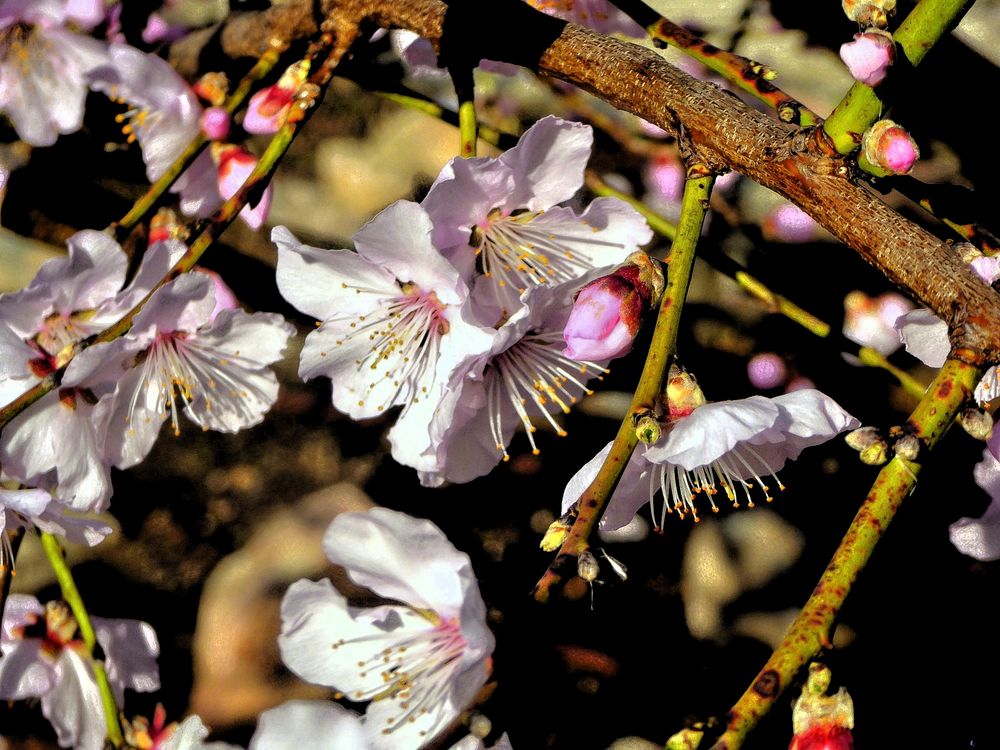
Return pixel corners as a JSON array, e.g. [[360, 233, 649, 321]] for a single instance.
[[279, 509, 494, 750], [788, 663, 854, 750], [563, 367, 858, 531]]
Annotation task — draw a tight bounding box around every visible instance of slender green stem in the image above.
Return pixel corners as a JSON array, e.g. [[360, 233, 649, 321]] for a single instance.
[[822, 0, 972, 155], [857, 346, 926, 400], [458, 99, 478, 157], [533, 172, 714, 602], [116, 40, 288, 233], [40, 532, 123, 747], [377, 91, 505, 147], [708, 358, 980, 750]]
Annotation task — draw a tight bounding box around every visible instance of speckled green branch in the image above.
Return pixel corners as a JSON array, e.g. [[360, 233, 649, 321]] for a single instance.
[[822, 0, 972, 155], [0, 35, 352, 432], [40, 532, 123, 747], [706, 357, 980, 750], [116, 39, 289, 233], [609, 0, 816, 126], [584, 170, 929, 399], [533, 172, 714, 603]]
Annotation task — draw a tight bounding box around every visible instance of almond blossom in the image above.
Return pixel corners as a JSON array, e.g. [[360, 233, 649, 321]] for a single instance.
[[0, 594, 159, 750], [0, 231, 183, 511], [421, 116, 652, 316], [67, 271, 293, 469], [279, 508, 494, 750], [562, 368, 859, 531], [0, 0, 108, 146], [418, 280, 609, 487], [273, 201, 496, 474]]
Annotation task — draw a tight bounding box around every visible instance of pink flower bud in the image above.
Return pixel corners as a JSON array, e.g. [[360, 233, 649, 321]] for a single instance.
[[839, 31, 895, 86], [563, 275, 641, 361], [199, 107, 231, 141], [212, 143, 272, 230], [243, 61, 311, 135], [747, 353, 788, 390], [643, 153, 685, 203], [563, 253, 665, 362], [862, 120, 919, 175]]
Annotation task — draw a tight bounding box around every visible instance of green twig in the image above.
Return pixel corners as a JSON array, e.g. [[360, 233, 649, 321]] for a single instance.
[[708, 358, 980, 749], [458, 98, 478, 157], [115, 40, 288, 233], [822, 0, 972, 155], [533, 171, 715, 602], [377, 90, 506, 147], [40, 532, 123, 747]]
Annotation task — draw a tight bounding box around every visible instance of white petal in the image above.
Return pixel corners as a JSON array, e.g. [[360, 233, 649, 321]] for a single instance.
[[0, 640, 54, 700], [273, 226, 398, 320], [896, 308, 949, 368], [646, 397, 781, 470], [40, 649, 106, 750], [92, 616, 160, 703], [500, 116, 592, 211], [422, 157, 515, 251], [323, 508, 477, 616], [353, 200, 466, 306], [249, 701, 367, 750], [0, 487, 51, 518], [949, 499, 1000, 562], [561, 441, 650, 531]]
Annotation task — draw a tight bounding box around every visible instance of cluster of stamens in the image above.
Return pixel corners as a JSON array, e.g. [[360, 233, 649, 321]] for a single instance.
[[485, 329, 606, 460]]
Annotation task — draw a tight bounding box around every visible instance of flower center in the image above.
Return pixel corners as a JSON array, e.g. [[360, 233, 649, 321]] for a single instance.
[[0, 23, 32, 65], [485, 329, 606, 460], [335, 610, 468, 739], [326, 281, 449, 413]]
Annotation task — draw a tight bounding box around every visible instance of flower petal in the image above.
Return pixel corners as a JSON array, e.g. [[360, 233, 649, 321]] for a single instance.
[[249, 701, 367, 750], [896, 308, 949, 368], [500, 116, 592, 211]]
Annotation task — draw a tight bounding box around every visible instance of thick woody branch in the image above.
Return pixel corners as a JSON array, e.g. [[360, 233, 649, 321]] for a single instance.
[[168, 0, 1000, 361]]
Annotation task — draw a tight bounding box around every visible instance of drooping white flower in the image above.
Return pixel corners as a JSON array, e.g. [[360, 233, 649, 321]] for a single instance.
[[68, 271, 293, 469], [949, 431, 1000, 561], [419, 280, 608, 486], [0, 594, 159, 750], [563, 370, 859, 531], [279, 508, 494, 750], [273, 201, 496, 474], [421, 116, 652, 316], [0, 486, 113, 555], [0, 0, 109, 146]]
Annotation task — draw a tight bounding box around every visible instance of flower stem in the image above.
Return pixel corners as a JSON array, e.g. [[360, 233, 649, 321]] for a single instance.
[[533, 171, 714, 603], [707, 358, 980, 750], [857, 346, 926, 400], [39, 532, 123, 748], [822, 0, 972, 155], [376, 90, 505, 147], [115, 39, 288, 233], [458, 98, 478, 157]]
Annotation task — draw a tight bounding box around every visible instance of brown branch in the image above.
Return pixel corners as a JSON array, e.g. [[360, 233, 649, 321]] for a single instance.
[[167, 0, 1000, 363]]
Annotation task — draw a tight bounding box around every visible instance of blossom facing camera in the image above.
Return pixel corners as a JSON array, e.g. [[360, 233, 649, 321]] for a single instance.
[[839, 31, 895, 86], [279, 508, 494, 750], [861, 119, 919, 175], [563, 252, 664, 362]]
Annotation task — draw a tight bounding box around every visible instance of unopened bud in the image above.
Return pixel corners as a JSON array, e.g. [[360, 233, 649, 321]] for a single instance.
[[666, 364, 706, 421], [541, 512, 573, 551], [959, 408, 994, 441], [635, 414, 662, 444], [790, 663, 854, 750], [244, 60, 311, 135], [199, 107, 230, 141], [577, 550, 600, 583], [748, 352, 788, 390], [839, 30, 895, 86], [893, 433, 920, 461], [862, 119, 919, 175], [844, 425, 880, 451], [860, 441, 889, 465], [563, 253, 664, 362]]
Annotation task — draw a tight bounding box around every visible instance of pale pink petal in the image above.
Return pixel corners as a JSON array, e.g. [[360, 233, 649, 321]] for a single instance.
[[500, 116, 592, 211], [92, 617, 160, 703], [896, 308, 950, 367], [40, 649, 107, 750], [249, 701, 366, 750]]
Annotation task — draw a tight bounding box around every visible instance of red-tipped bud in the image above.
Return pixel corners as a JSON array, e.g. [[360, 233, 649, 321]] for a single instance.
[[243, 60, 311, 135], [839, 30, 895, 86], [199, 107, 231, 141], [862, 119, 919, 175], [563, 252, 664, 362], [789, 664, 855, 750]]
